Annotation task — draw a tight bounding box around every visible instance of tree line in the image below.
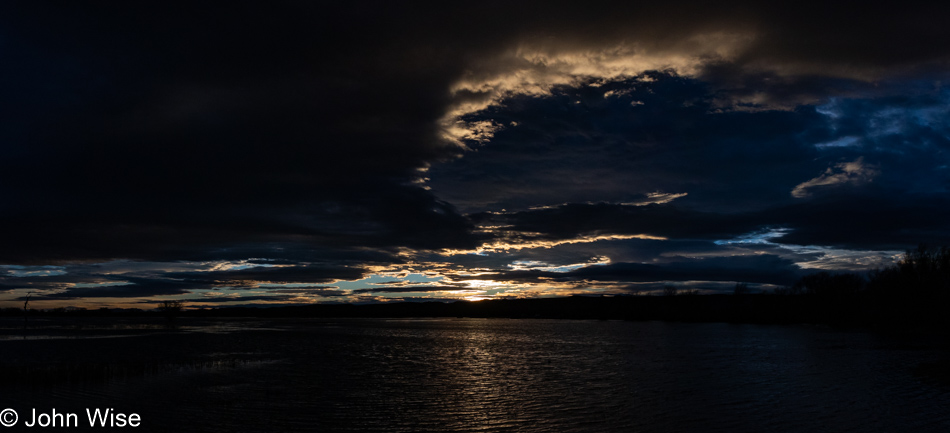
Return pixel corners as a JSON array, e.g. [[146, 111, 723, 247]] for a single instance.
[[768, 245, 950, 325]]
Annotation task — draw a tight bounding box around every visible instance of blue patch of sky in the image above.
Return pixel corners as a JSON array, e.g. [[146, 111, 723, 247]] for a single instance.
[[72, 281, 131, 288], [714, 228, 790, 246], [815, 99, 841, 119], [334, 273, 444, 291], [815, 89, 950, 152], [3, 265, 67, 277], [815, 135, 861, 148]]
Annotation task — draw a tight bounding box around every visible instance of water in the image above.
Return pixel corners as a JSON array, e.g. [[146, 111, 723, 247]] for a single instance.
[[1, 318, 948, 432]]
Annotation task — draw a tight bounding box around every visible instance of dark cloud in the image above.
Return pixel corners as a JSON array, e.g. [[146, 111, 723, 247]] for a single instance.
[[478, 202, 755, 242], [2, 2, 950, 304], [266, 287, 346, 297], [351, 285, 469, 294], [166, 265, 369, 286], [28, 278, 196, 299], [178, 294, 330, 304], [766, 194, 950, 250], [569, 255, 802, 285], [477, 254, 803, 286], [0, 2, 483, 265], [473, 190, 950, 253], [430, 73, 831, 212]]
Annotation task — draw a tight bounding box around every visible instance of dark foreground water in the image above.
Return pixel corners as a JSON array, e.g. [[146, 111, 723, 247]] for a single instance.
[[0, 318, 948, 432]]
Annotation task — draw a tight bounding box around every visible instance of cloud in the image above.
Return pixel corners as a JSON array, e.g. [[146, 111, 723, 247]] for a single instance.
[[791, 158, 879, 198], [443, 34, 754, 143], [3, 3, 950, 305], [351, 285, 469, 294], [437, 3, 950, 143], [428, 72, 833, 213], [475, 254, 803, 287], [626, 192, 689, 206], [168, 265, 369, 286], [762, 195, 950, 250], [444, 233, 666, 256], [179, 289, 349, 304], [475, 202, 756, 244], [29, 278, 195, 299]]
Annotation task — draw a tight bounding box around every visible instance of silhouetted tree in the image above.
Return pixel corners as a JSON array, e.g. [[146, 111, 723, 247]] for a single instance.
[[733, 283, 749, 295], [662, 285, 678, 296], [869, 245, 950, 295], [899, 245, 950, 295], [158, 300, 184, 318], [794, 272, 864, 297], [866, 245, 950, 323]]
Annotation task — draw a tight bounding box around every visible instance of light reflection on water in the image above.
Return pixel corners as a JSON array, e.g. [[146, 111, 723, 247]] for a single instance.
[[1, 318, 948, 432]]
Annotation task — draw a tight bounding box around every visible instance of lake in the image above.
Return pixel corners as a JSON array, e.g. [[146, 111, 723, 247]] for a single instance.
[[1, 318, 948, 432]]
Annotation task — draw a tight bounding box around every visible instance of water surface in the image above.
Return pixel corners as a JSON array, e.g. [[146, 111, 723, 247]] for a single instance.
[[1, 318, 948, 432]]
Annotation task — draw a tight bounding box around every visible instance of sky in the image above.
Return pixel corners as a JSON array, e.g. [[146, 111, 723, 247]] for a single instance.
[[2, 2, 950, 309]]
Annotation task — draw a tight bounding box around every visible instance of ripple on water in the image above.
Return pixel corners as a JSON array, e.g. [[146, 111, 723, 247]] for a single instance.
[[0, 319, 948, 433]]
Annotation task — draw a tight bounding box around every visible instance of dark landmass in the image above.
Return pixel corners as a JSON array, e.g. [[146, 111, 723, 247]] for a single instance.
[[2, 292, 947, 329], [163, 292, 950, 328], [2, 295, 948, 391]]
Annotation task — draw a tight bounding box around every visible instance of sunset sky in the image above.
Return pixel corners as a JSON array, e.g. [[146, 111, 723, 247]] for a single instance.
[[3, 2, 950, 309]]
